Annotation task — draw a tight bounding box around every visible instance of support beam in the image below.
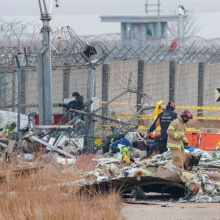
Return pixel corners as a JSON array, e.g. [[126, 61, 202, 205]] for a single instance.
[[198, 62, 204, 117]]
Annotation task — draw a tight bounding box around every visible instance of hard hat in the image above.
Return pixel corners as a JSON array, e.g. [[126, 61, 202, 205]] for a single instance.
[[180, 110, 193, 120]]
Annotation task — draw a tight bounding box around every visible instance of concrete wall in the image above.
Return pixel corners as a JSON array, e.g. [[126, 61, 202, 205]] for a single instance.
[[175, 62, 199, 107], [107, 59, 138, 115], [144, 61, 170, 105]]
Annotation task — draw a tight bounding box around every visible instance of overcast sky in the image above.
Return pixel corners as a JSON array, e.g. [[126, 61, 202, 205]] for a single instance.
[[1, 0, 220, 38], [1, 0, 220, 16]]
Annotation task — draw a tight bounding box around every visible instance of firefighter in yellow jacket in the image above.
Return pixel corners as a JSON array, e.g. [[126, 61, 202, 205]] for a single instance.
[[167, 110, 193, 170]]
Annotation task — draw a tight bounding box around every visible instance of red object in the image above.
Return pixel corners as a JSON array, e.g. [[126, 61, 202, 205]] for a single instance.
[[185, 132, 220, 150], [136, 171, 143, 176], [167, 39, 178, 52], [185, 133, 199, 148], [151, 132, 220, 151], [192, 186, 199, 193], [199, 133, 220, 150], [34, 114, 66, 125]]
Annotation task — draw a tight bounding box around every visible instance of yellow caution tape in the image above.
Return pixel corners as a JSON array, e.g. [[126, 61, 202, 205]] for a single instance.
[[96, 125, 200, 132], [175, 106, 220, 110], [112, 114, 220, 120], [100, 101, 220, 111]]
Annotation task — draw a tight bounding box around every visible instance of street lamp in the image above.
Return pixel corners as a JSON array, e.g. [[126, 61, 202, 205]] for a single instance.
[[176, 5, 187, 39]]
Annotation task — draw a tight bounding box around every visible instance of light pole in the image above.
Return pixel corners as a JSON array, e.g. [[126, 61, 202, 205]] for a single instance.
[[37, 0, 53, 125], [176, 5, 187, 39]]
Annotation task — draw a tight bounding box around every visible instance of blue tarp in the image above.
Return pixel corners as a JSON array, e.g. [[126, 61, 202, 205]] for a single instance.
[[110, 138, 132, 153], [185, 146, 195, 152]]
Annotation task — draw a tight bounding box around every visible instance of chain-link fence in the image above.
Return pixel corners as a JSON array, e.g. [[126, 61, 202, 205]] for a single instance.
[[1, 22, 220, 145]]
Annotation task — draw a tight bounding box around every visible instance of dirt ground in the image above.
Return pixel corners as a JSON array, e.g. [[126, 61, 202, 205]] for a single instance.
[[121, 202, 220, 220]]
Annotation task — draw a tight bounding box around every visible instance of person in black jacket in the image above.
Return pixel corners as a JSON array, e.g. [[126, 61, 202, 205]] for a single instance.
[[59, 92, 85, 119], [147, 101, 177, 154]]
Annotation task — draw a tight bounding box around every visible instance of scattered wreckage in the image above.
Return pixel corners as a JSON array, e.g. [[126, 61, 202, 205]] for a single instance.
[[0, 116, 220, 204], [0, 97, 220, 204]]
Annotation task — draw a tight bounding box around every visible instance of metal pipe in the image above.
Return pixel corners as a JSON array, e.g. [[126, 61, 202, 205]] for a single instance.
[[178, 15, 184, 39], [24, 47, 28, 66], [36, 125, 74, 129]]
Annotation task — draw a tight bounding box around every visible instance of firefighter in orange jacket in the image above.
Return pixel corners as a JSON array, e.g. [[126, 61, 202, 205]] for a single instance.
[[167, 110, 193, 170]]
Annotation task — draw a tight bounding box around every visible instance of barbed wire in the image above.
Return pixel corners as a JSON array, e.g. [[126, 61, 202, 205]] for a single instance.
[[1, 22, 220, 67]]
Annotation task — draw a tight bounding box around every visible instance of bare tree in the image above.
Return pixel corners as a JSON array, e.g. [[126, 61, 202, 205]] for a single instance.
[[167, 11, 204, 38]]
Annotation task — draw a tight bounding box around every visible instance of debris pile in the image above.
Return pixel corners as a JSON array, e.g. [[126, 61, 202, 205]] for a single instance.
[[1, 122, 220, 204]]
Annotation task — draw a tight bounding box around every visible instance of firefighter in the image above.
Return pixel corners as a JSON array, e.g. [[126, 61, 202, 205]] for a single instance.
[[167, 110, 193, 170], [147, 102, 177, 154]]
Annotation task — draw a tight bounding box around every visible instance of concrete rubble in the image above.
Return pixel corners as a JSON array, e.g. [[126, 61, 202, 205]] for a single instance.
[[1, 125, 220, 204]]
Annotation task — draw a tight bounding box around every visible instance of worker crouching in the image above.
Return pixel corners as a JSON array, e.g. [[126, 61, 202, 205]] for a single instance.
[[167, 110, 193, 170]]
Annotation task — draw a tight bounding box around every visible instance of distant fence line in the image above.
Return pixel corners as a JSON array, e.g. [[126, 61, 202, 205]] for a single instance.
[[1, 23, 220, 67]]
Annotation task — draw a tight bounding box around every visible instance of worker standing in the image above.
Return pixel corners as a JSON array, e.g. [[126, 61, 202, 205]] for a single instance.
[[167, 110, 193, 170], [147, 102, 177, 154]]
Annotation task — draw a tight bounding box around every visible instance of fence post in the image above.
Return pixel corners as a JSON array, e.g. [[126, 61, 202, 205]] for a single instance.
[[169, 61, 176, 102], [21, 70, 26, 114], [85, 68, 95, 153], [137, 60, 145, 111], [198, 62, 205, 117], [63, 69, 70, 114], [102, 64, 109, 116], [15, 55, 21, 138], [12, 72, 15, 112]]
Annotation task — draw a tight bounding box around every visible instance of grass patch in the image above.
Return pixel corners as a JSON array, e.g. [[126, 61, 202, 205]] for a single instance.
[[0, 162, 123, 220]]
